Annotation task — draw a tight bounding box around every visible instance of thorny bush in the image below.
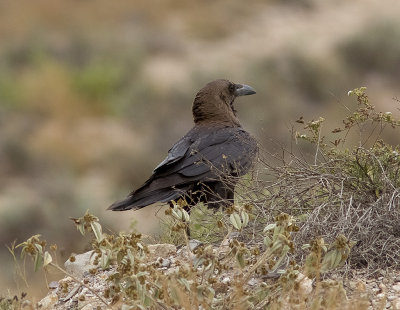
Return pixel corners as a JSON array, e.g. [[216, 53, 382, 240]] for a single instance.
[[233, 87, 400, 270]]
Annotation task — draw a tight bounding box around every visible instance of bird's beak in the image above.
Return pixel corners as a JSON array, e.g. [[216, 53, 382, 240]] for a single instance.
[[234, 84, 256, 97]]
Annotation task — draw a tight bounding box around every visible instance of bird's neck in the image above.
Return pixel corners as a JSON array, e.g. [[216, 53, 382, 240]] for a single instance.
[[192, 99, 241, 127], [194, 118, 241, 128]]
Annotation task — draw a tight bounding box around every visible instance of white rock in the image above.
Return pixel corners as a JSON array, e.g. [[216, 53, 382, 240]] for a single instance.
[[81, 304, 95, 310], [297, 273, 313, 296], [38, 293, 58, 310], [189, 239, 203, 251], [64, 251, 98, 279], [392, 298, 400, 309], [393, 283, 400, 292], [248, 278, 258, 286], [160, 258, 171, 268], [48, 281, 58, 290], [349, 281, 358, 290], [148, 244, 177, 258]]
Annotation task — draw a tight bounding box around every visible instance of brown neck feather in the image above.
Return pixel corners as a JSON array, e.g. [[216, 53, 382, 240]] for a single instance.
[[192, 94, 241, 127]]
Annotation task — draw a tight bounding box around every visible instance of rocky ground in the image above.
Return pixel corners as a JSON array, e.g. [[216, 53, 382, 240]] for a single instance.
[[31, 244, 400, 310]]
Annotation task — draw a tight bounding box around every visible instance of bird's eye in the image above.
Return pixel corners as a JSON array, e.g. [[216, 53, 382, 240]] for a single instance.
[[228, 84, 235, 93]]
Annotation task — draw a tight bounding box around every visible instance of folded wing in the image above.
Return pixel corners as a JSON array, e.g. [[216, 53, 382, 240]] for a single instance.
[[109, 126, 257, 211]]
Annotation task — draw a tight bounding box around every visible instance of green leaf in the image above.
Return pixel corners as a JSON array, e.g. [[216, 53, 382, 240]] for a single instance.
[[91, 221, 103, 242], [236, 252, 245, 269], [194, 257, 205, 269], [205, 286, 215, 299], [34, 243, 43, 255], [34, 251, 43, 272], [178, 278, 192, 291], [182, 209, 190, 222], [230, 213, 242, 230], [78, 223, 85, 236], [241, 211, 249, 227], [333, 251, 343, 268], [136, 271, 149, 277], [271, 245, 289, 271], [270, 241, 283, 253], [263, 236, 272, 247], [172, 209, 182, 221], [127, 249, 135, 265], [100, 249, 110, 269], [143, 294, 152, 306], [263, 223, 276, 232], [301, 244, 311, 250], [43, 251, 52, 267]]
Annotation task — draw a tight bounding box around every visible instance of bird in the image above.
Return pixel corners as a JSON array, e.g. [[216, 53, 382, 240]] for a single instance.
[[108, 79, 258, 213]]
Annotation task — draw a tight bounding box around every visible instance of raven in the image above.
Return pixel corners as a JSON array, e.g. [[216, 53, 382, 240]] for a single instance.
[[109, 79, 257, 212]]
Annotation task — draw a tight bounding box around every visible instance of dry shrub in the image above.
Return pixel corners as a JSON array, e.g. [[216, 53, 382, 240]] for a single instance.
[[236, 87, 400, 270], [17, 210, 359, 309]]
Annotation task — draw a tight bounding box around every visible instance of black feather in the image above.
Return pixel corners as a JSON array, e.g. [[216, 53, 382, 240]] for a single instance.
[[109, 79, 257, 212]]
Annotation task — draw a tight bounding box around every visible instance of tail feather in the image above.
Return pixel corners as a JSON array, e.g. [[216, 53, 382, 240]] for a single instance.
[[108, 188, 183, 211]]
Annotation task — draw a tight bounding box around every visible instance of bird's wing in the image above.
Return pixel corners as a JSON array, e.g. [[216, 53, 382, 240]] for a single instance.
[[154, 126, 257, 180], [153, 133, 193, 171], [153, 126, 207, 172], [109, 127, 257, 211], [177, 127, 257, 178]]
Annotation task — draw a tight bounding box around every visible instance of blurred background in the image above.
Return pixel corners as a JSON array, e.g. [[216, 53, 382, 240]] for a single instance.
[[1, 0, 400, 300]]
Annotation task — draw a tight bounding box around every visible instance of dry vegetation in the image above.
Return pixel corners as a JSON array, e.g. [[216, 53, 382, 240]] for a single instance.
[[2, 88, 399, 309], [1, 0, 400, 303]]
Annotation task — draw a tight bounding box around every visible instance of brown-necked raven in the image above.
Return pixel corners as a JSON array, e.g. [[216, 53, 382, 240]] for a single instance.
[[109, 79, 257, 212]]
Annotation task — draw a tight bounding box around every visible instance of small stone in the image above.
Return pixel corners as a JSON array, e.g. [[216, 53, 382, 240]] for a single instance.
[[161, 258, 171, 268], [148, 244, 177, 258], [388, 295, 396, 301], [349, 281, 358, 290], [48, 281, 58, 290], [393, 283, 400, 292], [379, 283, 387, 291], [297, 273, 313, 296], [392, 298, 400, 309], [376, 293, 385, 299], [188, 239, 202, 251], [81, 304, 94, 310], [222, 277, 230, 284], [165, 266, 179, 276], [38, 293, 58, 310], [248, 278, 258, 286], [356, 281, 366, 292], [21, 300, 33, 308], [64, 251, 98, 279]]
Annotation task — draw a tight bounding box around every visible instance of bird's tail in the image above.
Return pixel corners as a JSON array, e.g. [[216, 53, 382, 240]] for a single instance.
[[108, 188, 182, 211]]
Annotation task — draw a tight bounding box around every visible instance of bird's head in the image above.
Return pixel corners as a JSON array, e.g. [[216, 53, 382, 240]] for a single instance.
[[192, 79, 256, 127]]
